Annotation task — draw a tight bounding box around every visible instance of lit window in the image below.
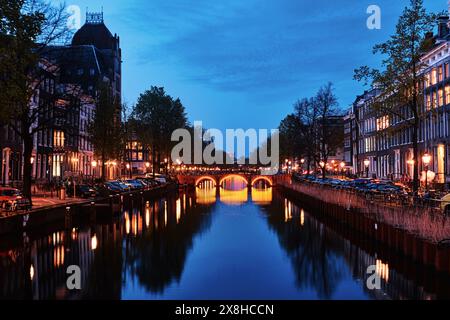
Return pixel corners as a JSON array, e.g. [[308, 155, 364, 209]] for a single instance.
[[445, 85, 450, 105], [376, 116, 389, 131], [432, 68, 437, 85], [424, 73, 430, 87], [439, 88, 444, 106], [426, 93, 431, 110], [53, 130, 65, 147]]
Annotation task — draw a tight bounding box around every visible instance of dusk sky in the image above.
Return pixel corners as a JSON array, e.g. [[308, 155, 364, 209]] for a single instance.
[[65, 0, 445, 132]]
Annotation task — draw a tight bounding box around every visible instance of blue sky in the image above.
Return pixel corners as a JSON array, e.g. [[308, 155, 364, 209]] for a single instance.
[[63, 0, 445, 132]]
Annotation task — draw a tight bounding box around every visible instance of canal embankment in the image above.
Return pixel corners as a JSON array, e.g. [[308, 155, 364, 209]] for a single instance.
[[0, 183, 178, 236], [280, 180, 450, 273]]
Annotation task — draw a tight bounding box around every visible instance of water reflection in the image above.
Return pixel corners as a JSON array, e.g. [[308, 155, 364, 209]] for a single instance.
[[0, 185, 449, 300], [258, 194, 448, 299]]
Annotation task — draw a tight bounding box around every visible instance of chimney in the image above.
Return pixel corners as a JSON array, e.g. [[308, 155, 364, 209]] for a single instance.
[[438, 15, 449, 39]]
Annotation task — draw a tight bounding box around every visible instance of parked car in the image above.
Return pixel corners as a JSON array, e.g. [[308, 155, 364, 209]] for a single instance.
[[110, 181, 131, 192], [96, 182, 123, 196], [66, 185, 97, 198], [145, 173, 167, 184], [0, 187, 31, 211], [127, 179, 147, 190], [135, 177, 151, 187], [440, 193, 450, 213]]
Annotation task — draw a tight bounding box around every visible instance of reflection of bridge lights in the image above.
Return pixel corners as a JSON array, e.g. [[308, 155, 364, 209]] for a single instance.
[[91, 234, 98, 251], [134, 212, 139, 235], [145, 207, 150, 228], [251, 187, 272, 204], [220, 188, 248, 205], [176, 199, 181, 223], [284, 199, 292, 222], [376, 259, 389, 282], [30, 264, 35, 280], [125, 212, 131, 234], [71, 228, 77, 240], [164, 201, 168, 227], [53, 244, 65, 267], [300, 209, 305, 226], [196, 187, 216, 204]]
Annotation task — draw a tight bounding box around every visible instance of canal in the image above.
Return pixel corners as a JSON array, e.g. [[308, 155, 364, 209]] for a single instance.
[[1, 177, 449, 299]]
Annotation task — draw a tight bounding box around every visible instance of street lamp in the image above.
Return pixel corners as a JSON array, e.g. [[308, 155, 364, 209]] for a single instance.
[[319, 161, 325, 177], [126, 163, 132, 179], [340, 161, 345, 178], [145, 162, 150, 174], [364, 159, 370, 178], [422, 153, 431, 192], [91, 160, 97, 183]]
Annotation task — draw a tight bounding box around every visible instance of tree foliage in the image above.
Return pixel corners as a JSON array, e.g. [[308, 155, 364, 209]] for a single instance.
[[88, 83, 123, 181], [354, 0, 436, 193], [132, 86, 188, 174], [0, 0, 70, 201]]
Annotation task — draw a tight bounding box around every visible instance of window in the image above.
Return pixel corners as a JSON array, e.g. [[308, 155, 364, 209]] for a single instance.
[[446, 63, 450, 79], [77, 69, 84, 75], [52, 155, 63, 177], [438, 66, 443, 82], [439, 88, 444, 106], [445, 85, 450, 105], [377, 116, 390, 131], [53, 130, 65, 147], [425, 73, 430, 87], [426, 93, 431, 110], [432, 68, 438, 85]]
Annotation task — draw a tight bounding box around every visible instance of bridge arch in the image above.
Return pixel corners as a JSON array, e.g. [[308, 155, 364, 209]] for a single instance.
[[195, 176, 217, 187], [219, 174, 249, 186], [251, 176, 273, 187]]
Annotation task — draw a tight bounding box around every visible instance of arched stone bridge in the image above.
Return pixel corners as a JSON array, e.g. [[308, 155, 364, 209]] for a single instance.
[[176, 173, 289, 187]]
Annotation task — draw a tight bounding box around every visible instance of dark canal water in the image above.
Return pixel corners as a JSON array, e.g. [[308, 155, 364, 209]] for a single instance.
[[1, 177, 449, 300]]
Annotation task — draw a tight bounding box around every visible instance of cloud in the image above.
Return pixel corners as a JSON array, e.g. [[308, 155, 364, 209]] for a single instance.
[[120, 0, 380, 95]]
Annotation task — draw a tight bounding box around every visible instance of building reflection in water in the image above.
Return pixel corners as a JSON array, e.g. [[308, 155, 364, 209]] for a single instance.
[[1, 184, 449, 300], [258, 192, 447, 299], [0, 190, 214, 299]]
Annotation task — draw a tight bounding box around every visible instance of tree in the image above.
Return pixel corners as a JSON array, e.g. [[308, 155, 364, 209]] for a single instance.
[[0, 0, 70, 202], [278, 114, 303, 162], [315, 83, 342, 179], [294, 97, 319, 173], [354, 0, 436, 193], [88, 83, 123, 181], [132, 86, 188, 176]]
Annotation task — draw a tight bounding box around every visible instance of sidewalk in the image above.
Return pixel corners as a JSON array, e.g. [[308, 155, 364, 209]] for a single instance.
[[0, 195, 91, 218], [31, 196, 90, 210]]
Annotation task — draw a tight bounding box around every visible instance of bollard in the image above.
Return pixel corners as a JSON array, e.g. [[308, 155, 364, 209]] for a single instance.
[[90, 201, 96, 223], [65, 206, 72, 229]]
